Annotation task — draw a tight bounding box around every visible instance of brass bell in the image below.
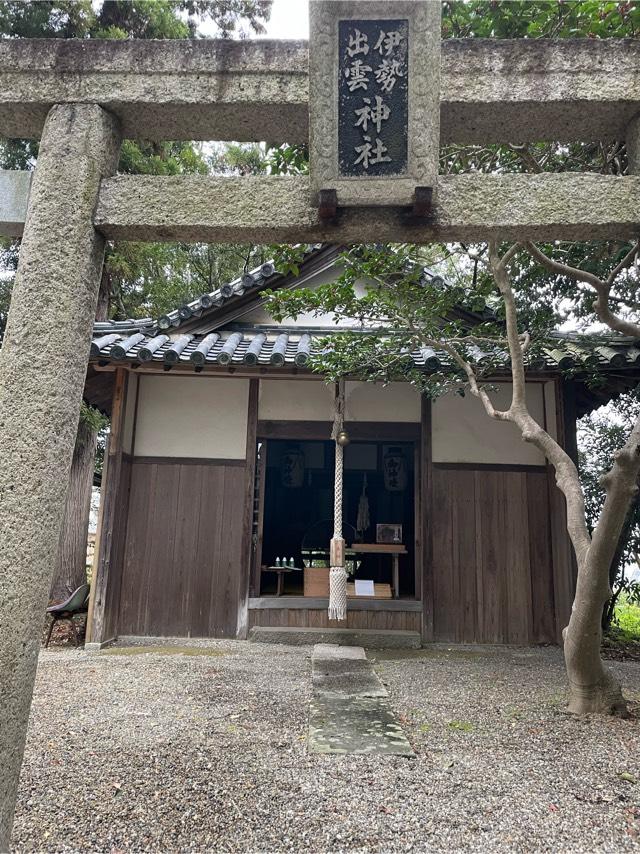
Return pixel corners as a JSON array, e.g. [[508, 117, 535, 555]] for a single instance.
[[336, 429, 350, 447]]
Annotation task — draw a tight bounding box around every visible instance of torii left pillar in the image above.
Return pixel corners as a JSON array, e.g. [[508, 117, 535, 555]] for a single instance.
[[0, 104, 121, 849]]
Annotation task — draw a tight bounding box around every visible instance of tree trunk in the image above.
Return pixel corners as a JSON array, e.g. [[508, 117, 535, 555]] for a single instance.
[[561, 429, 640, 715], [563, 553, 628, 715], [48, 416, 98, 602], [488, 245, 633, 716], [48, 266, 110, 603]]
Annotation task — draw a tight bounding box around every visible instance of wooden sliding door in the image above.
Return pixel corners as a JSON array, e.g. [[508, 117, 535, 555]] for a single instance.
[[118, 457, 246, 638]]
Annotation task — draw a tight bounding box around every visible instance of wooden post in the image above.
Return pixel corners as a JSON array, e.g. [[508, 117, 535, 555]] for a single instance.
[[85, 367, 129, 647], [561, 379, 579, 467], [251, 439, 268, 597], [238, 378, 259, 637], [421, 394, 434, 642], [413, 441, 422, 601]]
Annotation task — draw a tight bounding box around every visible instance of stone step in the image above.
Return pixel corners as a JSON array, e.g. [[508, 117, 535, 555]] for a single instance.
[[311, 643, 386, 698], [248, 626, 421, 649]]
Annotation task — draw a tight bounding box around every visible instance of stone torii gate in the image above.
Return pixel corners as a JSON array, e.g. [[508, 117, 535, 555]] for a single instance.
[[1, 1, 640, 845]]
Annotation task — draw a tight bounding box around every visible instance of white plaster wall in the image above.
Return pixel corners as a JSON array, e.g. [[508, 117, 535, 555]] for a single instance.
[[259, 379, 334, 421], [134, 375, 249, 459], [241, 266, 342, 327], [259, 379, 421, 423], [432, 382, 548, 466], [544, 380, 558, 441], [240, 266, 370, 328], [245, 305, 345, 327], [345, 381, 421, 422], [121, 373, 138, 455]]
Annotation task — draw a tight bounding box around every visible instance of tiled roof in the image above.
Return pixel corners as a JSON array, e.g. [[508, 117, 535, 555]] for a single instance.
[[89, 324, 640, 374], [91, 244, 480, 341], [143, 243, 325, 334], [89, 244, 640, 389], [91, 326, 313, 368]]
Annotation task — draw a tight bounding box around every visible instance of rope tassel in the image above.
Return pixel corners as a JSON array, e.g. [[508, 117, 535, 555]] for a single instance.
[[328, 382, 348, 622], [328, 565, 348, 621]]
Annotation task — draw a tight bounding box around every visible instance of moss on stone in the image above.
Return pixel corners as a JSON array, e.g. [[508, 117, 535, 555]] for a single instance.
[[101, 646, 227, 657]]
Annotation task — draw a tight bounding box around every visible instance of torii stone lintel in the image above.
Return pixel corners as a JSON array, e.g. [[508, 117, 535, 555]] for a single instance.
[[0, 37, 638, 145], [2, 171, 640, 244]]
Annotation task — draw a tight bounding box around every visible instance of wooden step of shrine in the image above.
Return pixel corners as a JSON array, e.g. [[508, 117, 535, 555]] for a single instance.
[[247, 626, 422, 649]]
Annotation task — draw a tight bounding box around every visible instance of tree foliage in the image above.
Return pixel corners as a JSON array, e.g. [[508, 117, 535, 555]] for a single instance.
[[442, 0, 640, 39], [268, 243, 508, 392], [0, 0, 271, 39], [579, 391, 640, 625], [0, 1, 273, 337]]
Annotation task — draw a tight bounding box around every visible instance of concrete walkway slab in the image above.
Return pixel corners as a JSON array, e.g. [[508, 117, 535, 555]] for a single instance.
[[313, 643, 365, 660], [313, 657, 389, 698], [308, 644, 414, 756]]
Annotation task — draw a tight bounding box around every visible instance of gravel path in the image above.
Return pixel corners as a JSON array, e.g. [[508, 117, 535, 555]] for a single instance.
[[12, 641, 640, 852]]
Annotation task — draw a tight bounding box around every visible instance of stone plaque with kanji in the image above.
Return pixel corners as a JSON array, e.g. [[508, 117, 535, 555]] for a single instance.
[[338, 18, 408, 177], [309, 0, 441, 208]]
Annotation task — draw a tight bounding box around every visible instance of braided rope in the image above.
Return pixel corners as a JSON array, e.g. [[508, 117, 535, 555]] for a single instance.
[[328, 380, 347, 622], [333, 442, 343, 539]]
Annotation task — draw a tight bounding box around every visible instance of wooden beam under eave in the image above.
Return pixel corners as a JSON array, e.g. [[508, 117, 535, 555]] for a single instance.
[[95, 173, 640, 245], [239, 378, 259, 634]]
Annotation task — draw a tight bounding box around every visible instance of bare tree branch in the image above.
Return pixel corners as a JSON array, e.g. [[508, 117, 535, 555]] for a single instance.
[[488, 241, 592, 566], [525, 240, 640, 338], [605, 241, 639, 287], [508, 143, 544, 174]]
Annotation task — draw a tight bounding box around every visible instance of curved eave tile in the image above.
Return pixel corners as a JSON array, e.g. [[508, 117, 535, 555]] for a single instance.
[[88, 329, 640, 376]]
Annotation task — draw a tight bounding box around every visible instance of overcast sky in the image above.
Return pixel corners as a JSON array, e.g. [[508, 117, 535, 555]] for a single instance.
[[197, 0, 308, 39], [259, 0, 309, 39]]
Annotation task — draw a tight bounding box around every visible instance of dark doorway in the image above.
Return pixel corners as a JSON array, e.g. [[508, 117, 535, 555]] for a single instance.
[[257, 438, 416, 597]]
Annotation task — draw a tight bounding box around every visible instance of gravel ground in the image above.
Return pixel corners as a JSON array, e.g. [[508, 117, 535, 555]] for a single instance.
[[11, 641, 640, 853]]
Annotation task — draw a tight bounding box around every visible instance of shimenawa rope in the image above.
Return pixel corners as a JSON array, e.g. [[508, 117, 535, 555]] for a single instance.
[[328, 380, 347, 621]]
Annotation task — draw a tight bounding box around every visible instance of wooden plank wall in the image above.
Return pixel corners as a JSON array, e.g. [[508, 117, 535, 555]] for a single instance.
[[248, 608, 421, 632], [117, 458, 246, 638], [431, 466, 559, 644], [102, 454, 132, 641]]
